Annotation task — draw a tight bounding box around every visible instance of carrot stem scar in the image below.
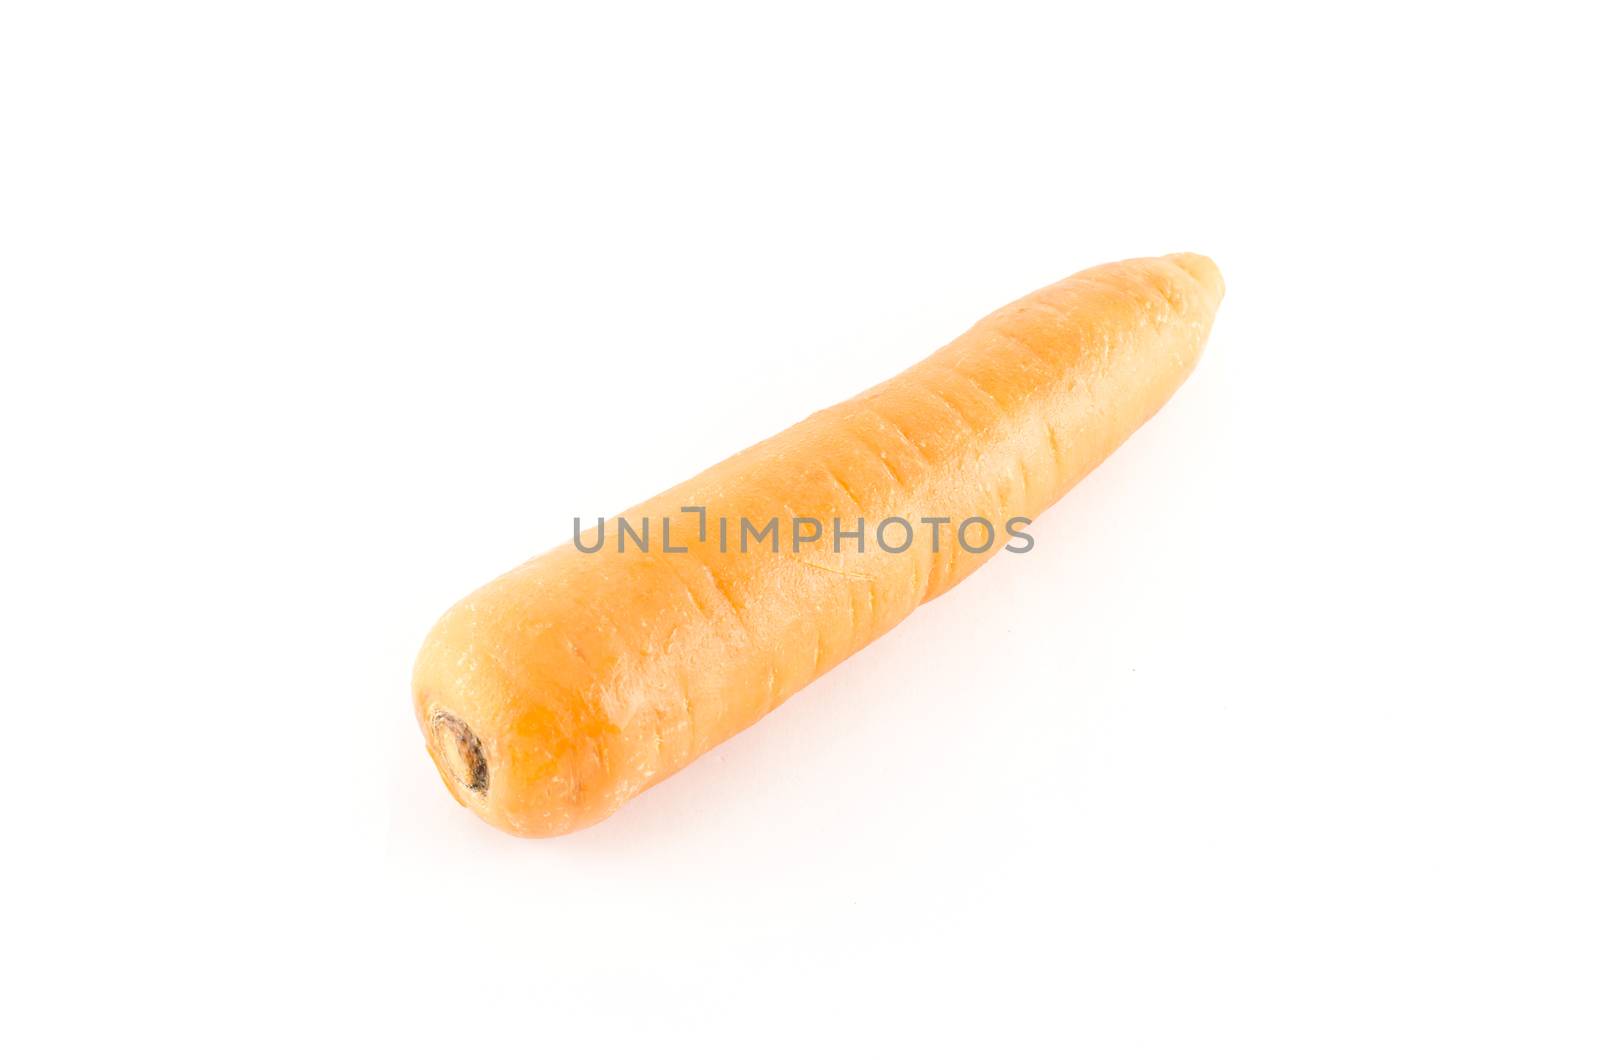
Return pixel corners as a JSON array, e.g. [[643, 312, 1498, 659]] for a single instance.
[[430, 712, 488, 796], [413, 253, 1225, 837]]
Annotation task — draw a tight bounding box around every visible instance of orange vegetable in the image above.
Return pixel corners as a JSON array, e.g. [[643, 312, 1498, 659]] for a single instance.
[[415, 252, 1224, 836]]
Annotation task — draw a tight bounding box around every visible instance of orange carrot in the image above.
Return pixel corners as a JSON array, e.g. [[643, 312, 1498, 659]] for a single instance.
[[415, 252, 1224, 836]]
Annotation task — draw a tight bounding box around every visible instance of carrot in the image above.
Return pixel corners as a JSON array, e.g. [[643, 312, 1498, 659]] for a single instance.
[[415, 252, 1225, 836]]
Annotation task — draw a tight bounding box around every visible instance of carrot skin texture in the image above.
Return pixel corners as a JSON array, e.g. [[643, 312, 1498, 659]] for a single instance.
[[415, 253, 1224, 836]]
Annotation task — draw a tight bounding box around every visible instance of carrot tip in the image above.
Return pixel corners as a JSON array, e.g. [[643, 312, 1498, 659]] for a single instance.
[[430, 711, 489, 796]]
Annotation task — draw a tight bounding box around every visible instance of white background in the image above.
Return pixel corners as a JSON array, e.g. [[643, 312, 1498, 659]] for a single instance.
[[4, 2, 1596, 1055]]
